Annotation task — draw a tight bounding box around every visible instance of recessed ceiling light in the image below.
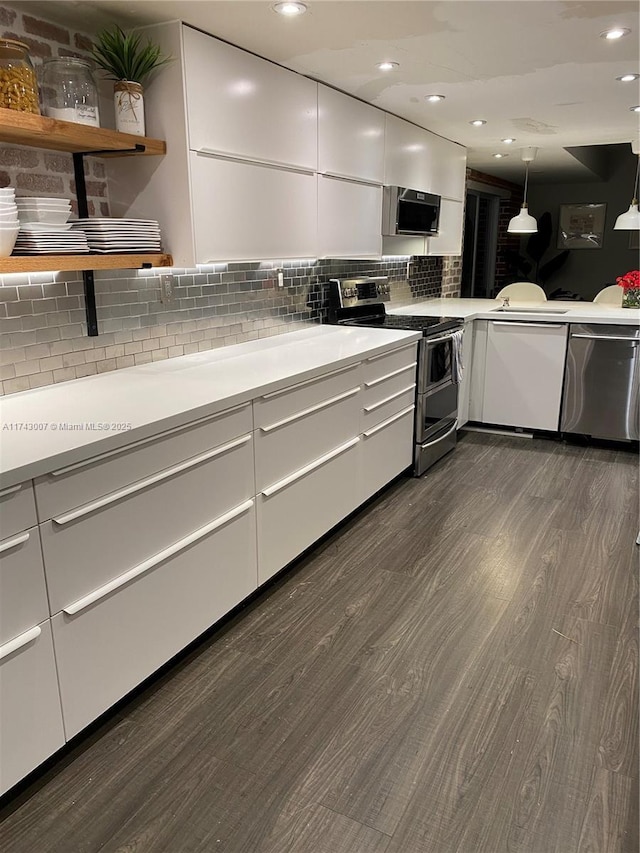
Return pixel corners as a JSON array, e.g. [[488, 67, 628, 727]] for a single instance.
[[377, 61, 399, 71], [617, 73, 640, 82], [493, 153, 508, 158], [272, 1, 307, 16], [600, 27, 631, 39], [425, 94, 445, 102], [631, 105, 640, 112], [502, 138, 516, 144], [470, 119, 486, 126]]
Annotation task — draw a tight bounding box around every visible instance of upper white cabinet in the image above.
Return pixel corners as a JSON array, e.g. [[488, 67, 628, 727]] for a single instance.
[[384, 115, 467, 203], [191, 152, 317, 263], [318, 175, 382, 259], [318, 85, 385, 183], [427, 198, 464, 256], [426, 133, 467, 201], [183, 26, 317, 170]]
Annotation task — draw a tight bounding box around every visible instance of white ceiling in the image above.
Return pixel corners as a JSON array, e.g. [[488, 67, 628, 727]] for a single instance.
[[26, 0, 640, 183]]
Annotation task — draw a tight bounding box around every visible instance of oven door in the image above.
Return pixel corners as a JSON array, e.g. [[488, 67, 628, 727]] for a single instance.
[[416, 383, 458, 444], [419, 332, 456, 394]]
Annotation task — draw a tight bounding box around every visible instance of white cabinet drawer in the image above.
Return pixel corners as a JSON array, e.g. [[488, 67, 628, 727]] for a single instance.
[[0, 526, 48, 645], [40, 433, 255, 615], [52, 501, 257, 739], [362, 342, 418, 388], [255, 384, 361, 491], [183, 26, 317, 171], [360, 407, 415, 503], [0, 481, 36, 539], [257, 438, 360, 584], [362, 384, 416, 433], [34, 403, 252, 523], [254, 363, 361, 430], [0, 618, 65, 795]]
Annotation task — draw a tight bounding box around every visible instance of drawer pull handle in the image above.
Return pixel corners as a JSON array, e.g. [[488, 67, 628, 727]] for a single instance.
[[364, 364, 415, 387], [50, 403, 250, 477], [52, 434, 252, 526], [196, 148, 316, 176], [491, 321, 564, 329], [63, 499, 255, 615], [260, 364, 356, 400], [260, 387, 360, 432], [320, 171, 382, 188], [0, 483, 22, 499], [363, 405, 415, 438], [262, 437, 360, 497], [366, 342, 417, 363], [364, 385, 416, 412], [0, 531, 29, 555], [0, 625, 41, 661]]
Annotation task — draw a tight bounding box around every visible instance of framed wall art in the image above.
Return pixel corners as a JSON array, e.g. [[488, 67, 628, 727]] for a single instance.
[[557, 203, 607, 249]]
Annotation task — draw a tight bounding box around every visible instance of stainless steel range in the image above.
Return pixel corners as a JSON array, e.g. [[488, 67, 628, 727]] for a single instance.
[[326, 277, 465, 475]]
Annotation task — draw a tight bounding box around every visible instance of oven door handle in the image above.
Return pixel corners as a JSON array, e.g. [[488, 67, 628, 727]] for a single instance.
[[420, 420, 458, 449], [427, 330, 463, 345]]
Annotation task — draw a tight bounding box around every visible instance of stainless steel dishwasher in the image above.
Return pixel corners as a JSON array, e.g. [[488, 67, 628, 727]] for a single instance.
[[561, 324, 640, 441]]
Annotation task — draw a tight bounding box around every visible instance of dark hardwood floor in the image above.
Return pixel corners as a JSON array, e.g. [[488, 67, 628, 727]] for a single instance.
[[1, 432, 638, 853]]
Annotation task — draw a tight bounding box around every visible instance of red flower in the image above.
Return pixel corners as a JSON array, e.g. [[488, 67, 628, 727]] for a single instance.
[[616, 270, 640, 290]]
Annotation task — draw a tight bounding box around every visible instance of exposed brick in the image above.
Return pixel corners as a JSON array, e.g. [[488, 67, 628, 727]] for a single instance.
[[56, 47, 85, 60], [99, 201, 110, 216], [70, 179, 106, 198], [0, 6, 16, 27], [16, 172, 64, 194], [0, 147, 40, 168], [22, 14, 70, 45], [0, 170, 11, 188], [1, 32, 51, 58], [74, 33, 93, 52], [91, 160, 105, 179], [44, 152, 73, 174]]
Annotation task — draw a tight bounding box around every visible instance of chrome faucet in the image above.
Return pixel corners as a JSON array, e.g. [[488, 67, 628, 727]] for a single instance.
[[501, 296, 510, 308]]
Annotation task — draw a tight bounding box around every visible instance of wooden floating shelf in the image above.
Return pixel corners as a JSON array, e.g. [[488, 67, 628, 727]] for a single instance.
[[0, 254, 174, 274], [0, 108, 166, 156]]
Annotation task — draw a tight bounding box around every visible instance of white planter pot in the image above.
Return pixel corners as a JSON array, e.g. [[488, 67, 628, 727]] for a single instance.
[[114, 81, 145, 136]]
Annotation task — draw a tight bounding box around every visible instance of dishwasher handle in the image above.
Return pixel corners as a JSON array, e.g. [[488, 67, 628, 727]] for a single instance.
[[571, 334, 640, 344]]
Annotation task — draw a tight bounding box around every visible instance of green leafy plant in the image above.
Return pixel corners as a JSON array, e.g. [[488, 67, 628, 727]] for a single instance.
[[90, 26, 171, 87]]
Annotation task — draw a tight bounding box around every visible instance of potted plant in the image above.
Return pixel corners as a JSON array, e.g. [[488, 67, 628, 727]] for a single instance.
[[90, 26, 171, 136]]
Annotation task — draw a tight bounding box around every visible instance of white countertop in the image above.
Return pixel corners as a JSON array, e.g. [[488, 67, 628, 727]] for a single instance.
[[388, 297, 640, 326], [0, 325, 422, 489]]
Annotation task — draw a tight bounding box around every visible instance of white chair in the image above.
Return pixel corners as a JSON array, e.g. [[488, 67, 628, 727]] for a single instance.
[[593, 285, 622, 305], [495, 282, 547, 302]]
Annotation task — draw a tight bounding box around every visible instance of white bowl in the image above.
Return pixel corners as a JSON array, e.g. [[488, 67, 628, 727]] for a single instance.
[[0, 227, 19, 257], [15, 197, 71, 206], [0, 220, 19, 228], [17, 210, 71, 224]]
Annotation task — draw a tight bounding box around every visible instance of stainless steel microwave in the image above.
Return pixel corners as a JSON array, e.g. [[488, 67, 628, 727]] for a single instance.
[[382, 186, 441, 236]]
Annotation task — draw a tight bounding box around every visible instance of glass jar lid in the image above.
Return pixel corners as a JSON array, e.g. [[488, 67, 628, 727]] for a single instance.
[[0, 38, 31, 58]]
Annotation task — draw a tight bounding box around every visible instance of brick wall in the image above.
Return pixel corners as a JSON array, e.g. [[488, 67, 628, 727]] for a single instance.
[[0, 2, 462, 395], [0, 3, 109, 216]]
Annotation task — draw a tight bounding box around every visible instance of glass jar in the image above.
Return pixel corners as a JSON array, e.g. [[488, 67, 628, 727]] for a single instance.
[[41, 58, 100, 127], [0, 38, 40, 114]]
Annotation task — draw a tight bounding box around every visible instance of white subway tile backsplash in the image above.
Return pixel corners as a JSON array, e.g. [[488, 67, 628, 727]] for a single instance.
[[53, 367, 78, 384], [115, 355, 135, 369], [3, 376, 31, 395], [29, 371, 54, 389]]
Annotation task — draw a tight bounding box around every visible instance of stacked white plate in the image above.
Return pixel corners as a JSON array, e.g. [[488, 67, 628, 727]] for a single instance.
[[0, 188, 20, 257], [13, 229, 89, 255], [71, 218, 162, 253], [12, 197, 84, 254], [16, 197, 72, 226]]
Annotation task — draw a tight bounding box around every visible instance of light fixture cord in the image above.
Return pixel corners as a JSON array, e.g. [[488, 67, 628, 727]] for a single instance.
[[523, 160, 530, 206]]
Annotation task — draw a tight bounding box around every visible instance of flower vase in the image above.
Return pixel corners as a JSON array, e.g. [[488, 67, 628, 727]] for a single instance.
[[622, 287, 640, 308], [114, 80, 144, 136]]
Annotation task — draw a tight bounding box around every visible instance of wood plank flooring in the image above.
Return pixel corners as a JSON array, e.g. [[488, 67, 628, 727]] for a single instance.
[[1, 432, 637, 853]]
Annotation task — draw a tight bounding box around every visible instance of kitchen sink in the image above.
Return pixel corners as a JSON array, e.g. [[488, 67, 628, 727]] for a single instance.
[[492, 307, 569, 314]]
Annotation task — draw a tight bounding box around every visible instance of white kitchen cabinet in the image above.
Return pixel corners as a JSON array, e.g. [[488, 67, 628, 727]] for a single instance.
[[0, 526, 49, 646], [183, 26, 317, 170], [457, 321, 474, 428], [0, 480, 36, 540], [427, 198, 464, 256], [190, 152, 317, 262], [317, 175, 382, 259], [51, 501, 257, 738], [482, 321, 568, 431], [318, 85, 385, 183], [384, 115, 434, 192], [0, 619, 65, 795], [360, 407, 415, 502], [425, 134, 467, 201]]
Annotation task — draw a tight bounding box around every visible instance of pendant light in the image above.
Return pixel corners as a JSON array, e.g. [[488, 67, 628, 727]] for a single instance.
[[508, 147, 538, 234], [613, 141, 640, 230]]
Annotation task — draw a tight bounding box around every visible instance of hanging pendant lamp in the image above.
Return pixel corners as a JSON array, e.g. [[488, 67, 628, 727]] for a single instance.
[[508, 147, 538, 234], [614, 144, 640, 230]]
